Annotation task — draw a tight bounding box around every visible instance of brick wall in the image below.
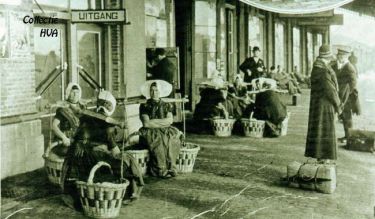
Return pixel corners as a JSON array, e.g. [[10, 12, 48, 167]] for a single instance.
[[1, 0, 44, 179]]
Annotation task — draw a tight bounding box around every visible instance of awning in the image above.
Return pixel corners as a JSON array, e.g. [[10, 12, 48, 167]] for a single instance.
[[239, 0, 355, 14]]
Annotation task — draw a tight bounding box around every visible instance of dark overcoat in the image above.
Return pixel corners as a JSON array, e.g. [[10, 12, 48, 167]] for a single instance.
[[305, 60, 341, 160], [239, 57, 265, 83], [152, 58, 176, 85], [331, 61, 361, 115]]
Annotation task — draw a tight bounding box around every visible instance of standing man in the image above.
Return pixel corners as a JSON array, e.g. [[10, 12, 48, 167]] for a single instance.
[[151, 48, 176, 85], [305, 45, 342, 163], [239, 46, 265, 84], [331, 48, 359, 143]]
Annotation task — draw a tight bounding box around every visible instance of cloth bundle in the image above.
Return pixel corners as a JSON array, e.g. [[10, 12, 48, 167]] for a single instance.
[[286, 161, 336, 194]]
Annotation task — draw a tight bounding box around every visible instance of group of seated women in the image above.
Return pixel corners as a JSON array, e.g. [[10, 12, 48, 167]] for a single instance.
[[193, 74, 287, 137], [52, 81, 182, 209]]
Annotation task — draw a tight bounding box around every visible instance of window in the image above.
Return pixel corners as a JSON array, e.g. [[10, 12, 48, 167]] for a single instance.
[[194, 0, 216, 79], [77, 29, 102, 99], [292, 27, 301, 73], [275, 22, 285, 71], [145, 0, 170, 47], [248, 15, 264, 59], [34, 25, 66, 106]]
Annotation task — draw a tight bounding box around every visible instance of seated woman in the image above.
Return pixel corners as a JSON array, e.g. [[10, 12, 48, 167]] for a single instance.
[[61, 90, 144, 208], [272, 67, 301, 94], [52, 83, 86, 157], [228, 74, 251, 118], [138, 80, 182, 178], [246, 82, 287, 137]]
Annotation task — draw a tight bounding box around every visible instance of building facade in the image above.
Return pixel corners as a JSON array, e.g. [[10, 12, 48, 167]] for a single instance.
[[1, 0, 335, 179]]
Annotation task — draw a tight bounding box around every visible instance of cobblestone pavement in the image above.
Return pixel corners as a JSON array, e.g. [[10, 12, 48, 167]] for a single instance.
[[1, 90, 375, 219]]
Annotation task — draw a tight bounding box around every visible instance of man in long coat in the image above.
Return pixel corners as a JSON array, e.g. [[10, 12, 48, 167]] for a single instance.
[[239, 46, 265, 84], [151, 48, 176, 85], [305, 45, 342, 161], [331, 48, 360, 142]]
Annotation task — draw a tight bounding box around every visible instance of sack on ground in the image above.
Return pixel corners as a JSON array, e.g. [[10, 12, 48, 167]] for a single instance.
[[287, 161, 336, 194]]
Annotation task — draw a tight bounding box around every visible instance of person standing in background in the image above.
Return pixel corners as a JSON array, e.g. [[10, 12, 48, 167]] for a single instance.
[[305, 45, 342, 163], [151, 48, 176, 85], [239, 46, 265, 84], [331, 48, 360, 143]]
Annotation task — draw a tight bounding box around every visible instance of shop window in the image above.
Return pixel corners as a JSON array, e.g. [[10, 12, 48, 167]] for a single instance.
[[194, 0, 216, 78], [292, 27, 301, 73], [77, 30, 102, 99], [34, 25, 66, 107], [248, 15, 264, 59], [145, 0, 166, 17], [275, 22, 285, 71], [145, 0, 170, 47]]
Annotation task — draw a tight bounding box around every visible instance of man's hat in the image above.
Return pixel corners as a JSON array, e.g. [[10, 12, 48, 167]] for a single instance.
[[252, 46, 260, 52], [337, 47, 351, 56], [318, 45, 333, 59]]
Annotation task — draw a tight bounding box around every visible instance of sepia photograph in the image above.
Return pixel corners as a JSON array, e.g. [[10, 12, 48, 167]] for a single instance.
[[0, 0, 374, 218]]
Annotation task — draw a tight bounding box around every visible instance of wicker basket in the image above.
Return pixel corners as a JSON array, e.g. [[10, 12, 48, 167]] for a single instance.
[[125, 149, 149, 176], [281, 112, 291, 136], [43, 142, 64, 186], [241, 112, 265, 138], [177, 142, 200, 173], [76, 161, 129, 219], [211, 118, 236, 137]]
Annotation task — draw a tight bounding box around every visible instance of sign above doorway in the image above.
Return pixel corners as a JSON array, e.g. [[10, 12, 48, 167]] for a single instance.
[[71, 10, 126, 23]]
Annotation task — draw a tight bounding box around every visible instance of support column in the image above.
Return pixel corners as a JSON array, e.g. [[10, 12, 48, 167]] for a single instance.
[[286, 19, 293, 73], [300, 26, 307, 76], [266, 12, 274, 68]]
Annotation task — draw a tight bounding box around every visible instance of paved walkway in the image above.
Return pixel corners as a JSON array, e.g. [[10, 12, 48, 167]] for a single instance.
[[1, 90, 374, 219]]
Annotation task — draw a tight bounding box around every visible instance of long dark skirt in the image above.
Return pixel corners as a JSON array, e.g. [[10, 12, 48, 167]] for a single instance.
[[61, 142, 144, 201], [138, 126, 181, 177]]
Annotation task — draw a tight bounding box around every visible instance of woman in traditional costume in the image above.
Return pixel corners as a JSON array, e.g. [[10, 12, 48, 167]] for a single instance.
[[138, 80, 182, 178], [248, 80, 287, 137], [61, 90, 144, 208], [228, 74, 251, 118], [52, 83, 86, 157]]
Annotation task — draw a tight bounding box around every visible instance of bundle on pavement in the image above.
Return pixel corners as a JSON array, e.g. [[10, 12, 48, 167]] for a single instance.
[[286, 161, 336, 194], [347, 129, 375, 153]]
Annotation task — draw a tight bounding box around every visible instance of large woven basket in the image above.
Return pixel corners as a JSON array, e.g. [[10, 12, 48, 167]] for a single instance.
[[177, 142, 200, 173], [241, 118, 265, 138], [43, 142, 64, 186], [76, 162, 129, 219], [211, 118, 236, 137], [281, 112, 291, 136], [125, 149, 149, 176]]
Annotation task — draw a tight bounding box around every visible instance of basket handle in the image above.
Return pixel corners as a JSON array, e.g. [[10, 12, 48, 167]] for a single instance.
[[44, 141, 61, 157], [250, 111, 254, 120], [87, 161, 112, 184]]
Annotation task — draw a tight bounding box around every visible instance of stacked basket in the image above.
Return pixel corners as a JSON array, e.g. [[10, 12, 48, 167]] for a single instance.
[[76, 162, 129, 219], [176, 142, 200, 173], [241, 113, 265, 138], [211, 118, 236, 137]]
